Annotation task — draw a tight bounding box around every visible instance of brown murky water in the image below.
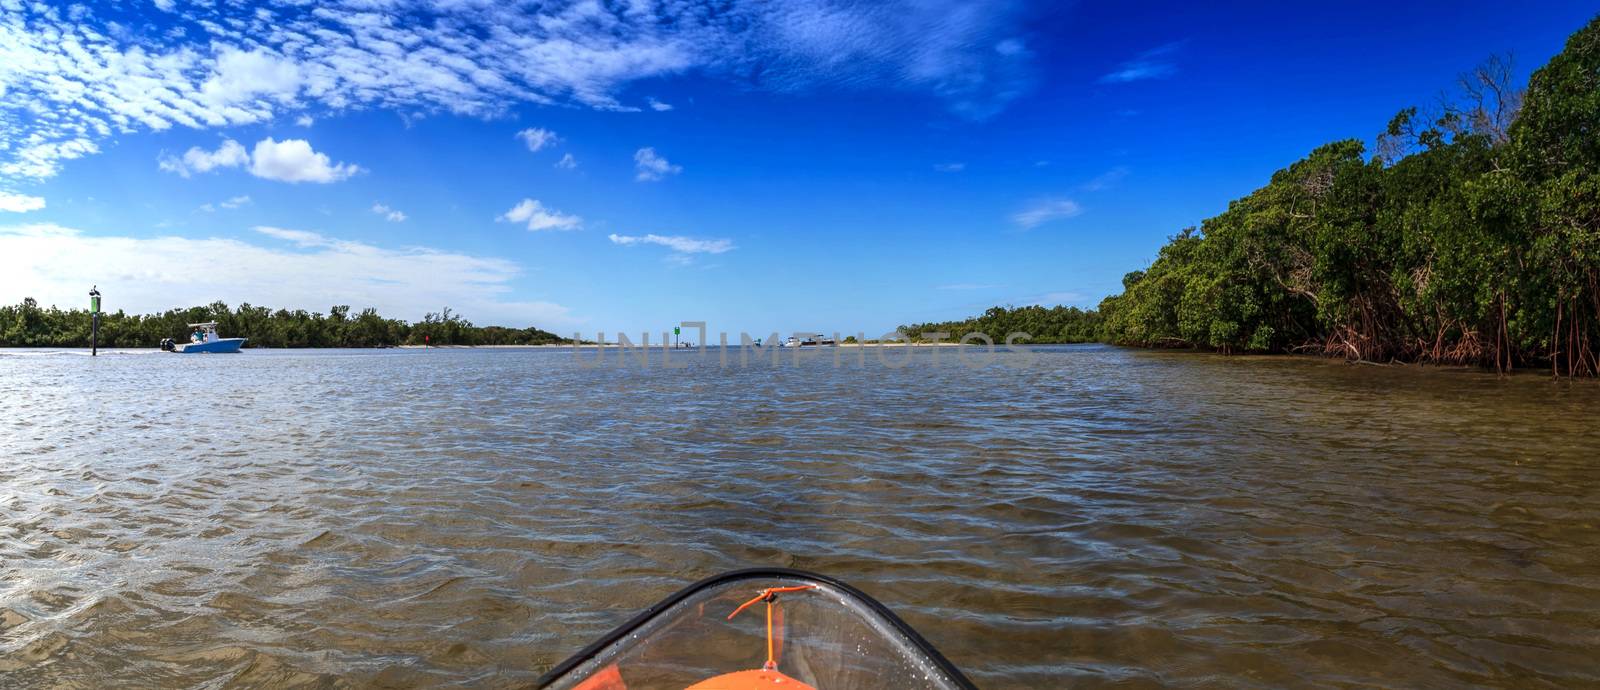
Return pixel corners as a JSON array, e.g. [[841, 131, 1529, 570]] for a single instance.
[[2, 345, 1597, 688]]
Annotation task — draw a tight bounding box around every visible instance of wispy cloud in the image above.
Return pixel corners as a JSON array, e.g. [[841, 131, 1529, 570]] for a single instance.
[[199, 195, 252, 213], [499, 199, 581, 231], [634, 147, 682, 182], [1100, 42, 1183, 84], [608, 233, 734, 254], [555, 153, 578, 170], [1082, 166, 1129, 191], [0, 1, 1038, 181], [757, 3, 1035, 119], [0, 191, 46, 213], [934, 162, 966, 172], [254, 226, 329, 247], [372, 203, 407, 222], [1011, 199, 1082, 229], [647, 97, 673, 111], [0, 222, 577, 329], [516, 128, 559, 152]]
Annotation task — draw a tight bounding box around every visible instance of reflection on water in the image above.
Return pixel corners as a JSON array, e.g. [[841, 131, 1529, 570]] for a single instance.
[[1, 346, 1597, 687]]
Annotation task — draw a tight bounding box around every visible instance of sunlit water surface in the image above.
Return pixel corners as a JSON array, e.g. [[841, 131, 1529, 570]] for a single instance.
[[2, 345, 1597, 688]]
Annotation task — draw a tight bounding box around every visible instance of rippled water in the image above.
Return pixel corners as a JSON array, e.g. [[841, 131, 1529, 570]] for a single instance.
[[2, 345, 1597, 688]]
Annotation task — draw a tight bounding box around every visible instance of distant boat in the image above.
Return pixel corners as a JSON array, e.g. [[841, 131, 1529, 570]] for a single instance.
[[780, 335, 836, 347], [160, 322, 246, 353]]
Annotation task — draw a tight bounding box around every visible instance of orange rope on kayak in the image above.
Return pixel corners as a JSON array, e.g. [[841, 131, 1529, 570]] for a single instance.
[[727, 585, 815, 620], [727, 585, 816, 670]]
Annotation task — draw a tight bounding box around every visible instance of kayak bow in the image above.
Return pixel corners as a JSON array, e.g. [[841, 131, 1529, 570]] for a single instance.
[[537, 568, 975, 690]]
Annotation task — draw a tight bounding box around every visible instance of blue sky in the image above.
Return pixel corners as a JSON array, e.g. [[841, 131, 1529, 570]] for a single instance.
[[1, 1, 1596, 337]]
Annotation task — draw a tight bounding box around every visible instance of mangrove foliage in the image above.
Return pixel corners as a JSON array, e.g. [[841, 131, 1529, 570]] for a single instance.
[[1096, 16, 1600, 375], [1100, 17, 1600, 373], [907, 17, 1600, 376]]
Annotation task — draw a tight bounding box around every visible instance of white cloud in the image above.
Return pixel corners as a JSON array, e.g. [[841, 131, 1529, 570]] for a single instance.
[[295, 115, 314, 127], [633, 147, 681, 181], [934, 162, 965, 172], [159, 137, 356, 183], [0, 1, 1037, 180], [1100, 43, 1182, 84], [515, 127, 559, 152], [1011, 199, 1082, 229], [159, 140, 250, 178], [372, 203, 407, 222], [0, 140, 99, 180], [0, 223, 580, 329], [249, 138, 360, 183], [647, 97, 673, 111], [199, 47, 302, 107], [499, 199, 581, 231], [0, 191, 46, 213], [608, 233, 733, 254], [555, 153, 578, 170]]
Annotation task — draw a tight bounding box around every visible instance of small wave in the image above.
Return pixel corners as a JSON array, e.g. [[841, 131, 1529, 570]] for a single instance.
[[0, 348, 162, 357]]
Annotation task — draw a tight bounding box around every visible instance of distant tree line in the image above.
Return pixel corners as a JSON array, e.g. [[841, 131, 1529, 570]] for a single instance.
[[1095, 17, 1600, 376], [0, 300, 566, 348], [900, 305, 1103, 344]]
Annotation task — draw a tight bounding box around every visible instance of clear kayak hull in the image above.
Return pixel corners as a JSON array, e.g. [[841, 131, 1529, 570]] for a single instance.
[[538, 569, 975, 690]]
